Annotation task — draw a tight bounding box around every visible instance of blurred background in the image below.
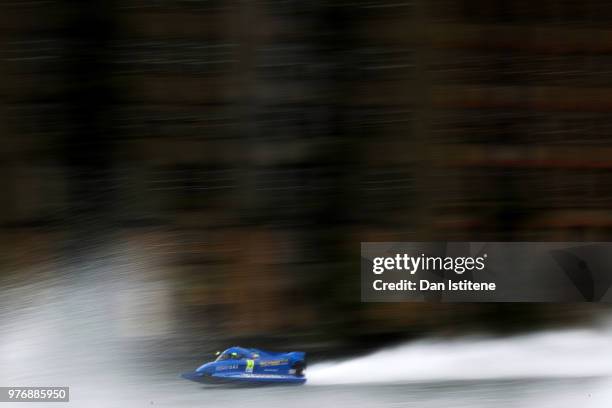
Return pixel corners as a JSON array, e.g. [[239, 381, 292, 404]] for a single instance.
[[1, 2, 612, 405]]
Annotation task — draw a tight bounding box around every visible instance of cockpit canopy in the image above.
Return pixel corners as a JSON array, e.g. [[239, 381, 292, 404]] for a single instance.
[[214, 347, 259, 362], [215, 351, 243, 361]]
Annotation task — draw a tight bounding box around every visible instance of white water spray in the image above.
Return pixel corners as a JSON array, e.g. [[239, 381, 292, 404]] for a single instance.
[[308, 328, 612, 385]]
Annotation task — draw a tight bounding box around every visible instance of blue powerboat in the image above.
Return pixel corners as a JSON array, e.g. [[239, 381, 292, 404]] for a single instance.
[[181, 346, 306, 385]]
